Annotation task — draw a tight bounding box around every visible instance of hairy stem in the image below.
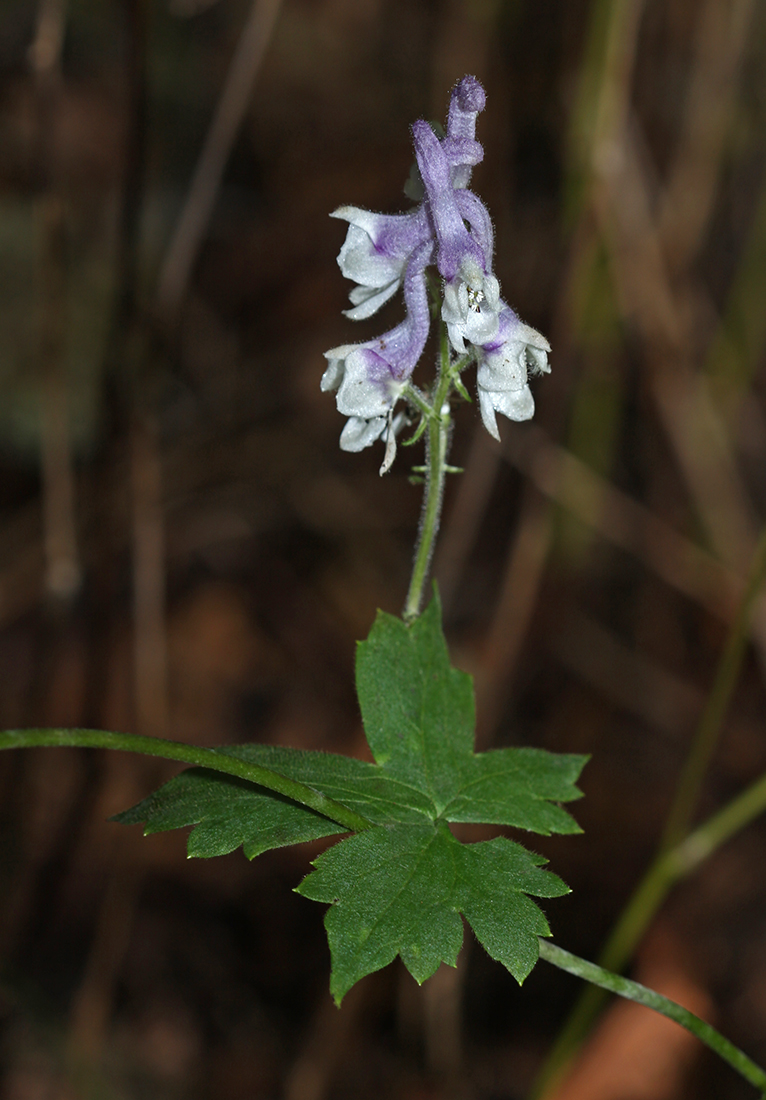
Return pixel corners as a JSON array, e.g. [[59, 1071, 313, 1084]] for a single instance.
[[404, 324, 453, 623], [530, 526, 766, 1098], [0, 728, 373, 833], [538, 940, 766, 1094]]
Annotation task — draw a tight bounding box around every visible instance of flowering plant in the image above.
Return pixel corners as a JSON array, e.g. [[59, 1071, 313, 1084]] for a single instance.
[[1, 76, 765, 1100]]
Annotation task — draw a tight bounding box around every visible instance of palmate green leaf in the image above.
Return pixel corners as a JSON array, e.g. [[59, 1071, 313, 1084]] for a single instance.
[[296, 821, 569, 1003], [117, 598, 584, 856], [117, 593, 586, 997]]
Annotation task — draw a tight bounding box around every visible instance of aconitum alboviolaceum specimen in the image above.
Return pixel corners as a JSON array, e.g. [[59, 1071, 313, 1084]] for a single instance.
[[323, 76, 550, 460]]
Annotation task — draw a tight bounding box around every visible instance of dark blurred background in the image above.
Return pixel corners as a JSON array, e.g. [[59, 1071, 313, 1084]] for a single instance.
[[1, 0, 766, 1097]]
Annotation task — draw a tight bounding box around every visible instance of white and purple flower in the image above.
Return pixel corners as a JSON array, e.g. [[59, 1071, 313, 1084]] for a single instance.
[[331, 204, 431, 321], [324, 75, 550, 460], [322, 240, 432, 451], [476, 309, 551, 439]]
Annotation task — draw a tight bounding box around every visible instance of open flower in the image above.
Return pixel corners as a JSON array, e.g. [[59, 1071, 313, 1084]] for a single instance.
[[476, 309, 551, 439], [442, 256, 501, 352], [321, 342, 406, 455], [332, 205, 430, 320], [322, 241, 432, 451]]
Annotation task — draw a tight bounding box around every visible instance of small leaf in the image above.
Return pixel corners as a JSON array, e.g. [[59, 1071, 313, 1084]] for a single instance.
[[451, 374, 473, 402], [296, 821, 568, 1003], [401, 416, 428, 447]]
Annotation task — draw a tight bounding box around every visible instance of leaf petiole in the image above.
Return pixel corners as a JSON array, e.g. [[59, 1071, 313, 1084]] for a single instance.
[[538, 940, 766, 1095], [0, 728, 373, 834]]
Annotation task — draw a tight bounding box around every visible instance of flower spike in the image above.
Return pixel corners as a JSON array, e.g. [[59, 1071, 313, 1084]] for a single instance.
[[323, 75, 550, 464]]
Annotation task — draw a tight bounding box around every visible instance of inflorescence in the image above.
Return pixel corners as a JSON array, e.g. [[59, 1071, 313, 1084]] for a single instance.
[[322, 75, 551, 469]]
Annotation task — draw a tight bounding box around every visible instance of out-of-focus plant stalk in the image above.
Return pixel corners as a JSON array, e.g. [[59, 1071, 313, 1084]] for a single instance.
[[660, 528, 766, 848], [531, 527, 766, 1099], [130, 412, 169, 740], [31, 0, 82, 603], [157, 0, 284, 319]]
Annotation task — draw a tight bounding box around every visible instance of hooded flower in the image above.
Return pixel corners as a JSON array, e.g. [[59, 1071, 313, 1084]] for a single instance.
[[476, 308, 551, 439], [442, 257, 501, 352], [331, 204, 431, 320], [412, 118, 485, 282], [412, 119, 502, 353], [322, 240, 432, 451]]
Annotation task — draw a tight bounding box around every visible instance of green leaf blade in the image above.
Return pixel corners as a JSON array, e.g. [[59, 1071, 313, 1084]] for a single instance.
[[296, 823, 464, 1003], [443, 748, 588, 835], [355, 596, 474, 812], [297, 822, 570, 1001], [355, 595, 586, 831], [454, 835, 570, 983], [215, 744, 436, 824], [114, 769, 348, 859]]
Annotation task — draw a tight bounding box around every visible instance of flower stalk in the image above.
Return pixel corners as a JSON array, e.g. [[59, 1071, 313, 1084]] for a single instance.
[[403, 323, 454, 622]]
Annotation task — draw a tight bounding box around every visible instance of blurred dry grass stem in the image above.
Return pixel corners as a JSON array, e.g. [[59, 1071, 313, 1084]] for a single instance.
[[475, 487, 552, 746], [31, 0, 81, 602], [131, 415, 168, 740], [505, 427, 743, 623], [657, 0, 756, 271], [157, 0, 284, 319]]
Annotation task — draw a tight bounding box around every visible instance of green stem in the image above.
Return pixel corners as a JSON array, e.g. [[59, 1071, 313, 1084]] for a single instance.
[[0, 727, 373, 833], [538, 940, 766, 1095], [533, 766, 766, 1098], [672, 766, 766, 877], [531, 526, 766, 1099], [660, 527, 766, 850], [403, 323, 454, 623]]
